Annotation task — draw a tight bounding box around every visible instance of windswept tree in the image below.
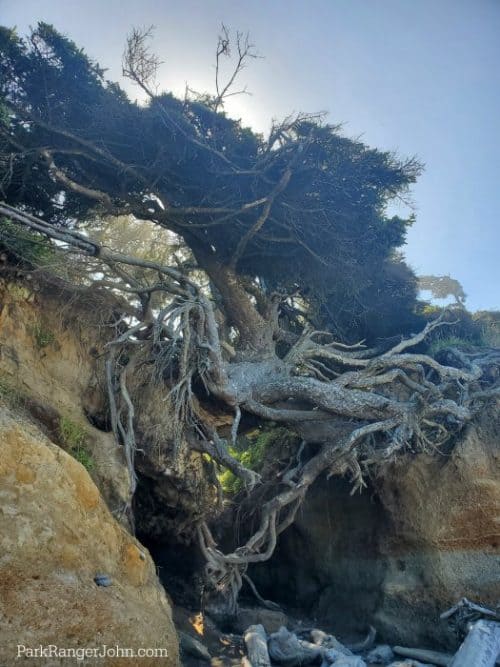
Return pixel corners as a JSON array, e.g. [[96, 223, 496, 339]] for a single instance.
[[1, 23, 498, 612], [419, 274, 467, 305]]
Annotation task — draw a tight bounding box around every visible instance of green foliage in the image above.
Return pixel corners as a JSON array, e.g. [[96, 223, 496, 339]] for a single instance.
[[428, 335, 475, 357], [219, 426, 298, 495], [0, 23, 422, 343], [59, 415, 87, 448], [0, 218, 55, 266], [473, 311, 500, 348], [424, 307, 500, 356], [419, 274, 466, 305], [29, 321, 56, 349], [58, 416, 94, 471], [71, 446, 94, 471]]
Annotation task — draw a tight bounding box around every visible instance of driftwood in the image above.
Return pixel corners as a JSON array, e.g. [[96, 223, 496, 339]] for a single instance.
[[393, 645, 453, 665], [310, 629, 353, 656], [328, 656, 367, 667], [388, 660, 436, 667], [449, 620, 500, 667], [244, 624, 271, 667], [268, 627, 322, 666]]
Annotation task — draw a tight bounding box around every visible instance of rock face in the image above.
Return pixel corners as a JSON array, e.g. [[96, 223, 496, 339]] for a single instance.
[[252, 404, 500, 650], [0, 276, 131, 513], [0, 274, 215, 545], [374, 404, 500, 648], [0, 406, 179, 666]]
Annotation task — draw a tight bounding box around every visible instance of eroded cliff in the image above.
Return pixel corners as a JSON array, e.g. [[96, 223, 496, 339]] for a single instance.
[[251, 404, 500, 650]]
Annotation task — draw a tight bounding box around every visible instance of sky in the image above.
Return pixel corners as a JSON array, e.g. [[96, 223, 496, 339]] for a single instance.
[[1, 0, 499, 311]]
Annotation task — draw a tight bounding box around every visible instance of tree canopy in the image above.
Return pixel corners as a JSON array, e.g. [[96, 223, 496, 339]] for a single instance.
[[0, 22, 422, 343]]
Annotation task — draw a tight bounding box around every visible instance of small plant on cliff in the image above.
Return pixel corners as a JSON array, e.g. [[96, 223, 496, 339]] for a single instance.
[[71, 446, 94, 471], [58, 416, 94, 471], [0, 374, 25, 408], [29, 321, 56, 350]]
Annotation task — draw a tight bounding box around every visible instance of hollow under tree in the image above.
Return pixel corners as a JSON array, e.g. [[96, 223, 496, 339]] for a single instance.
[[1, 23, 499, 613]]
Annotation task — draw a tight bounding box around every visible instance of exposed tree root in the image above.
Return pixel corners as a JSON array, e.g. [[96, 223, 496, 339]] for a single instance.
[[2, 202, 499, 614]]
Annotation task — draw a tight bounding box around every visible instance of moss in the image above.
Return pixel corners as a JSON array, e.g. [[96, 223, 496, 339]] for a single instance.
[[58, 416, 94, 471]]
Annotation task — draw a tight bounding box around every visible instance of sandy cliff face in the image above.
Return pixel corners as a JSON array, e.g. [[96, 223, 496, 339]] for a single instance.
[[252, 404, 500, 649], [0, 276, 131, 513], [0, 275, 215, 545], [0, 406, 179, 666], [374, 404, 500, 647], [0, 275, 183, 665]]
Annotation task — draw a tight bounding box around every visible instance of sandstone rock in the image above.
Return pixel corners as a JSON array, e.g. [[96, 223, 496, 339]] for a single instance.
[[0, 277, 131, 511], [250, 404, 500, 650], [0, 407, 179, 666], [374, 403, 500, 648]]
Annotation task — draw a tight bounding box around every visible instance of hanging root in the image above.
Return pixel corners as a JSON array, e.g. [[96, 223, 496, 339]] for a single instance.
[[197, 332, 500, 612]]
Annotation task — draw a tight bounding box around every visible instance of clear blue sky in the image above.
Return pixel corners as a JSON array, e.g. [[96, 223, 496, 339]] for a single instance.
[[2, 0, 499, 311]]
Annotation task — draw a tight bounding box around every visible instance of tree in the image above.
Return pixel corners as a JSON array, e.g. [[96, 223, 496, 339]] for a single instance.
[[1, 23, 498, 613], [419, 274, 467, 305]]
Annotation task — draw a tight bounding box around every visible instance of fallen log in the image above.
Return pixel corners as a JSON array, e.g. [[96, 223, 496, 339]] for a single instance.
[[244, 624, 271, 667], [310, 629, 353, 656], [449, 620, 500, 667], [330, 657, 367, 667], [178, 631, 211, 662], [393, 645, 453, 666]]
